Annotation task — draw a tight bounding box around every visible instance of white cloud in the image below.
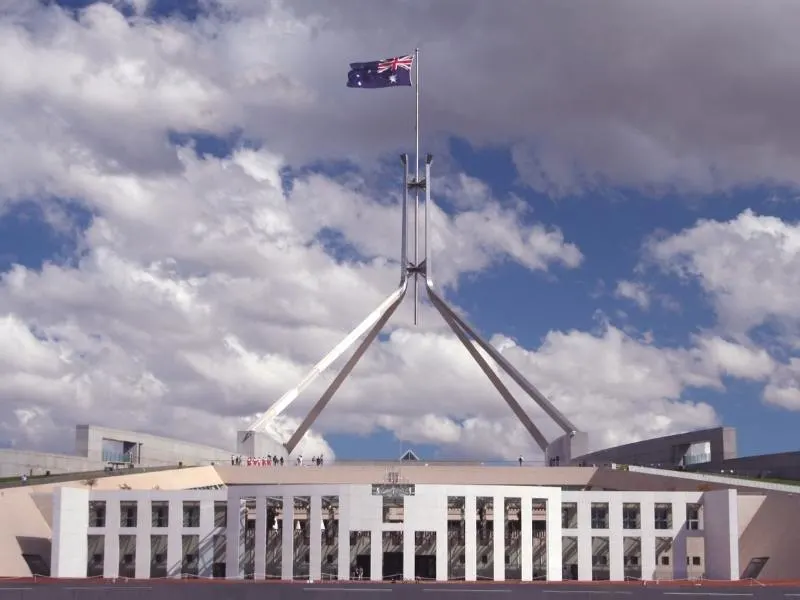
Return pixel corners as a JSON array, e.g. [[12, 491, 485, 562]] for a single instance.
[[614, 280, 650, 309], [648, 209, 800, 336], [2, 1, 797, 462]]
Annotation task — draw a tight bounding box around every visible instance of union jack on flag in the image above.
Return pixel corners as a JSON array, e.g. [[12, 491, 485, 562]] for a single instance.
[[347, 54, 414, 89], [376, 55, 414, 74]]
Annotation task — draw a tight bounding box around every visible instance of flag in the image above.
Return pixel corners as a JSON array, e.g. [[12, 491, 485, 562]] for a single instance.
[[347, 55, 413, 89]]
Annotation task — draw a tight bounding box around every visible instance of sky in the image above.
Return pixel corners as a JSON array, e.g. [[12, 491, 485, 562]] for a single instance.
[[1, 0, 800, 463]]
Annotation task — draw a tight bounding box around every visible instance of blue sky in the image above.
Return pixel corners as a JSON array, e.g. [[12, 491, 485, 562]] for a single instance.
[[1, 0, 800, 462]]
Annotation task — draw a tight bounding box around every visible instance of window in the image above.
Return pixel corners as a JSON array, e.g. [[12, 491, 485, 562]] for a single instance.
[[89, 501, 106, 527], [151, 501, 169, 527], [120, 501, 137, 528], [590, 503, 609, 529], [686, 503, 701, 530], [741, 557, 769, 580], [692, 556, 701, 566], [561, 503, 578, 528], [182, 501, 200, 527], [214, 501, 227, 528], [654, 503, 672, 530], [622, 503, 640, 529], [661, 556, 670, 566]]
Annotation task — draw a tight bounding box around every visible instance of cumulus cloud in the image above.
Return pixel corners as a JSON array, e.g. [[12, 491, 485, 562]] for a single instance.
[[614, 280, 650, 310], [4, 1, 800, 197], [647, 210, 800, 336], [2, 0, 798, 462]]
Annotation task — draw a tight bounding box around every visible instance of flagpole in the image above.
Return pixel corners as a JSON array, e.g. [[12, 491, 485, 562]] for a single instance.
[[413, 46, 420, 325]]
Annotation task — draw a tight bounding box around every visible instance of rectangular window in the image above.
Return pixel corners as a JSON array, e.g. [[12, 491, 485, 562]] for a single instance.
[[120, 501, 137, 528], [622, 503, 640, 529], [561, 503, 578, 529], [590, 503, 609, 529], [183, 501, 200, 527], [151, 501, 169, 527], [89, 501, 106, 527], [686, 503, 701, 530], [654, 503, 672, 530], [214, 501, 227, 528]]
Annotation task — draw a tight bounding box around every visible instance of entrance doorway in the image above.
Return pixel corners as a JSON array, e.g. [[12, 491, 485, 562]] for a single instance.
[[415, 555, 436, 580]]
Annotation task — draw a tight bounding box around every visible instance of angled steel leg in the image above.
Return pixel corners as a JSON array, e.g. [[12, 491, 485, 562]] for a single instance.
[[284, 280, 408, 454], [248, 284, 408, 432], [427, 283, 577, 436], [428, 289, 549, 451]]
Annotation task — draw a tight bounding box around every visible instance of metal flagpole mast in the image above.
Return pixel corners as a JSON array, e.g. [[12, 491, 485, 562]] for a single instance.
[[413, 46, 420, 325]]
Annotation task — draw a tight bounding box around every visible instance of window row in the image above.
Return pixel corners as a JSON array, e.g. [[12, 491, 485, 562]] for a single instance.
[[561, 502, 702, 530], [87, 533, 226, 578], [89, 500, 227, 529]]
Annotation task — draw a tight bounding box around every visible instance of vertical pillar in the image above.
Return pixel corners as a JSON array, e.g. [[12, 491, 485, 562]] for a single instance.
[[545, 494, 563, 582], [199, 499, 215, 578], [373, 530, 384, 581], [309, 495, 322, 581], [608, 497, 624, 581], [51, 487, 90, 577], [403, 527, 414, 581], [671, 500, 687, 580], [520, 496, 533, 581], [254, 496, 267, 579], [134, 498, 151, 579], [639, 498, 655, 581], [493, 495, 504, 581], [225, 495, 242, 579], [702, 489, 739, 581], [281, 495, 294, 580], [103, 499, 120, 578], [436, 517, 448, 581], [167, 499, 182, 577], [576, 498, 592, 581], [464, 495, 477, 582], [337, 493, 350, 580]]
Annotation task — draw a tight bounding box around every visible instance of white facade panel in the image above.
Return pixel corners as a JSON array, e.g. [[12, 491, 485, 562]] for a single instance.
[[51, 487, 90, 577], [50, 483, 738, 583]]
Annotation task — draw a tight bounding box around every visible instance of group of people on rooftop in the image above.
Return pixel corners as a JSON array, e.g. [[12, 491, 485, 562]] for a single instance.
[[230, 454, 325, 467]]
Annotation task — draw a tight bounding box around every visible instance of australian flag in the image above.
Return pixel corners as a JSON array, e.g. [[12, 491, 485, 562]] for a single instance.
[[347, 55, 413, 89]]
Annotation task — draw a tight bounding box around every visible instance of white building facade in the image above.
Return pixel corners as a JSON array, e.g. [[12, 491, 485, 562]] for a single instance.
[[51, 484, 740, 582]]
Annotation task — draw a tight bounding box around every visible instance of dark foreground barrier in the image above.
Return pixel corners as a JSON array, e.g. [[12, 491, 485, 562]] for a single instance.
[[1, 579, 799, 600]]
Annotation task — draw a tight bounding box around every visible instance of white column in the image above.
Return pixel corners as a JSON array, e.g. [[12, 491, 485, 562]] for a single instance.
[[464, 495, 477, 582], [134, 498, 151, 579], [309, 495, 322, 581], [337, 493, 350, 580], [670, 499, 687, 580], [167, 499, 182, 577], [199, 499, 215, 578], [281, 495, 294, 580], [703, 489, 739, 580], [254, 496, 267, 579], [374, 530, 385, 581], [225, 495, 242, 579], [639, 498, 655, 581], [576, 498, 591, 581], [51, 487, 90, 577], [520, 496, 533, 581], [608, 497, 624, 581], [493, 495, 504, 581], [545, 494, 563, 582], [436, 519, 448, 581], [103, 499, 120, 578]]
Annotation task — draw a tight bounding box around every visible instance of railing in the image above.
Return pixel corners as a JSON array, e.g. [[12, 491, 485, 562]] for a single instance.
[[102, 451, 135, 464]]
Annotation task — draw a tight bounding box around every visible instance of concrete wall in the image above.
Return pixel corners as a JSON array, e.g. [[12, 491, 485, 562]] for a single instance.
[[77, 426, 233, 467], [0, 449, 103, 478], [738, 491, 800, 580], [576, 427, 737, 468], [703, 451, 800, 481]]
